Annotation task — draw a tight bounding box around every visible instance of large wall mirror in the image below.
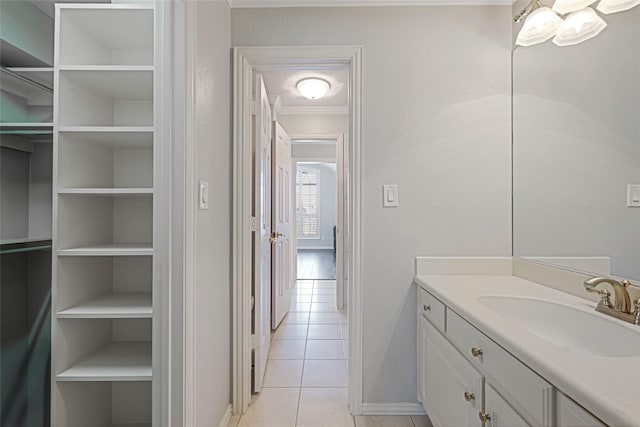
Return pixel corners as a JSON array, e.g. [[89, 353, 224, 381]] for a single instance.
[[513, 10, 640, 281]]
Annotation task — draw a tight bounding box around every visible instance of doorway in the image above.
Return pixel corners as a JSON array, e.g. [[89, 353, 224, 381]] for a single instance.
[[232, 46, 363, 416], [295, 161, 337, 281]]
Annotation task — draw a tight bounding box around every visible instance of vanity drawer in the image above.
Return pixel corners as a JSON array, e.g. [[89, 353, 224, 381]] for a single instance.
[[418, 287, 446, 333], [446, 309, 554, 427]]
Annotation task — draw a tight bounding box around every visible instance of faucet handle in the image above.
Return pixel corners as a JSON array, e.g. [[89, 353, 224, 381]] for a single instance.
[[633, 299, 640, 325], [586, 287, 613, 308]]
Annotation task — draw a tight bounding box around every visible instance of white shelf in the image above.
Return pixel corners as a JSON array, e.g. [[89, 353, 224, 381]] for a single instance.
[[1, 68, 53, 99], [58, 244, 153, 257], [5, 67, 54, 87], [1, 237, 52, 245], [59, 126, 154, 134], [60, 65, 154, 72], [58, 188, 153, 196], [0, 123, 53, 130], [57, 292, 152, 319], [56, 342, 151, 381]]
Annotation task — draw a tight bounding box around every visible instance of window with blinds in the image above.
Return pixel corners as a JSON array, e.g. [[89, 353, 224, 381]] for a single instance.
[[296, 167, 319, 238]]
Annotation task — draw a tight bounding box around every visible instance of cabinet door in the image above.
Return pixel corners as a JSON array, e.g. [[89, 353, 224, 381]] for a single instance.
[[484, 384, 530, 427], [556, 392, 606, 427], [421, 316, 483, 427]]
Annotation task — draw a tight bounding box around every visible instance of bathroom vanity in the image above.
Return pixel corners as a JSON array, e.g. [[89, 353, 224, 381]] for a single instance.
[[415, 258, 640, 427]]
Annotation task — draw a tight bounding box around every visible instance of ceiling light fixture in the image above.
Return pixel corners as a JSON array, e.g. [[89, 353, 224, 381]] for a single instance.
[[596, 0, 640, 14], [552, 0, 597, 14], [516, 7, 565, 46], [552, 7, 607, 46], [296, 78, 330, 100]]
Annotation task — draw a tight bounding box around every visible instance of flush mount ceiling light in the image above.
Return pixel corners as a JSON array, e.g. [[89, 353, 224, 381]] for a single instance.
[[296, 78, 330, 100], [553, 7, 607, 46], [552, 0, 597, 14], [516, 7, 565, 46], [596, 0, 640, 14]]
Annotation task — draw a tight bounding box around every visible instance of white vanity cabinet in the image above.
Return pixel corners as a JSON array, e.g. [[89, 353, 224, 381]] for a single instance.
[[417, 285, 609, 427], [417, 288, 544, 427]]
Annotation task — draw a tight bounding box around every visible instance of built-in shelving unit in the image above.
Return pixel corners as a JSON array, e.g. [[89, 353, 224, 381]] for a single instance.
[[52, 5, 155, 427]]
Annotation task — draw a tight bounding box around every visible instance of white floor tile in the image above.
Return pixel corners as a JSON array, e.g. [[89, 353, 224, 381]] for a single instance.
[[302, 360, 347, 387], [308, 324, 342, 340], [308, 312, 340, 325], [290, 302, 312, 312], [294, 295, 313, 303], [342, 340, 349, 358], [313, 288, 337, 295], [293, 288, 314, 295], [283, 312, 310, 325], [314, 280, 337, 287], [305, 340, 345, 359], [410, 416, 434, 427], [310, 303, 338, 313], [312, 294, 336, 303], [273, 324, 308, 340], [268, 339, 306, 359], [226, 414, 241, 427], [262, 360, 303, 388], [296, 388, 353, 427], [237, 387, 300, 427], [340, 323, 349, 339], [354, 416, 414, 427]]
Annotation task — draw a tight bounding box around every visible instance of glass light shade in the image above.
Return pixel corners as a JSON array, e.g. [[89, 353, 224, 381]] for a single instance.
[[516, 7, 564, 47], [552, 8, 607, 46], [296, 78, 330, 100], [552, 0, 597, 14], [596, 0, 640, 14]]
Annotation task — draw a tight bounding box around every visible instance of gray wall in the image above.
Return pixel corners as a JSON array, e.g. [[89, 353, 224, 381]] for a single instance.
[[513, 10, 640, 280], [192, 1, 232, 425], [297, 163, 337, 250], [232, 7, 512, 405]]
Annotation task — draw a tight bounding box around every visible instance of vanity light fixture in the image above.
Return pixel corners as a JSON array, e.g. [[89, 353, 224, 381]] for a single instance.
[[596, 0, 640, 14], [296, 78, 330, 100], [552, 0, 597, 14], [516, 7, 565, 46], [552, 7, 607, 46]]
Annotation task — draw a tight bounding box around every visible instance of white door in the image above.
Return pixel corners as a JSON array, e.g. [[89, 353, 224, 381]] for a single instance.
[[253, 74, 272, 393], [271, 122, 292, 328]]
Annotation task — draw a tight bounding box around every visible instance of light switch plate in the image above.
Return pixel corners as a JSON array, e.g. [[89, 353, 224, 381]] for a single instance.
[[627, 184, 640, 207], [383, 184, 399, 207], [199, 180, 209, 210]]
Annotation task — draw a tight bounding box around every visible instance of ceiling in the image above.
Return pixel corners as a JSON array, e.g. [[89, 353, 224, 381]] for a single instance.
[[231, 0, 515, 6], [261, 68, 349, 115]]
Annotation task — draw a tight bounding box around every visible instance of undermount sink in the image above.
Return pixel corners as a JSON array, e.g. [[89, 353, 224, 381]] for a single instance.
[[478, 296, 640, 358]]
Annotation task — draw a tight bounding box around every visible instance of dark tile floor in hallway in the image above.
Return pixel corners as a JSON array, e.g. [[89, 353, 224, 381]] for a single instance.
[[297, 249, 336, 280]]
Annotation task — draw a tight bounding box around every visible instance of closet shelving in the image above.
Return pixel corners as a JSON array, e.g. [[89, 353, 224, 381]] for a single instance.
[[53, 4, 155, 427]]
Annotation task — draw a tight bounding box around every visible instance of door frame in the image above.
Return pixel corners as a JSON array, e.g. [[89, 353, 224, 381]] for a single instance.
[[232, 45, 363, 415]]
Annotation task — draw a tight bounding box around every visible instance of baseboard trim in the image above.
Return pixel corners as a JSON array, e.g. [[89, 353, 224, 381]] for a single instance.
[[361, 403, 426, 416], [217, 404, 233, 427]]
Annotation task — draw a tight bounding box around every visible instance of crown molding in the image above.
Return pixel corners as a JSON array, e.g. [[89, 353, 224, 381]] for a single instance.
[[277, 105, 349, 115], [230, 0, 515, 7]]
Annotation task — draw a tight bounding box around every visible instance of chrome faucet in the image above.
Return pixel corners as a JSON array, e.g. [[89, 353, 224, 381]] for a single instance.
[[584, 276, 640, 325]]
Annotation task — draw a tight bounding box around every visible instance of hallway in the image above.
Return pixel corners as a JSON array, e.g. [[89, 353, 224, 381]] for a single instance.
[[297, 250, 336, 280], [227, 280, 432, 427]]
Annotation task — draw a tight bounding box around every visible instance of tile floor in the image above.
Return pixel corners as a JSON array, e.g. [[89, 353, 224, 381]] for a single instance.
[[228, 280, 433, 427]]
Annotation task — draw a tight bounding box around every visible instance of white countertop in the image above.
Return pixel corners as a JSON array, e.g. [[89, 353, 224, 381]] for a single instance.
[[415, 274, 640, 427]]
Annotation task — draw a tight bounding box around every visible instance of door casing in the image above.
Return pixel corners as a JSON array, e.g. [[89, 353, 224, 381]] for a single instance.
[[232, 45, 363, 415]]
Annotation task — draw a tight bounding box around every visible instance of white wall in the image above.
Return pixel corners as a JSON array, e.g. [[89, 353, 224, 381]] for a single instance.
[[191, 1, 232, 425], [296, 163, 337, 250], [232, 7, 512, 406], [513, 10, 640, 280], [277, 113, 348, 136]]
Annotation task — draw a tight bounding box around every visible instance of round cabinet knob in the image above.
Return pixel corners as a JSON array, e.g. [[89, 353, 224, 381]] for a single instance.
[[471, 347, 483, 358], [423, 305, 431, 312], [464, 391, 475, 402], [479, 411, 491, 424]]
